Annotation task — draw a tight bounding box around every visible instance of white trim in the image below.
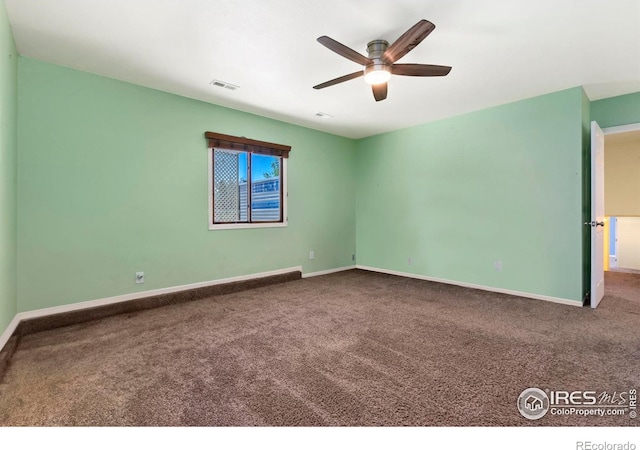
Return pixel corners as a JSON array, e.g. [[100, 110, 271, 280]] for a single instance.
[[302, 265, 356, 278], [0, 266, 303, 353], [16, 266, 303, 321], [209, 221, 288, 230], [1, 263, 582, 353], [355, 265, 583, 307], [602, 123, 640, 135], [0, 315, 21, 355], [208, 147, 213, 227], [208, 149, 288, 231]]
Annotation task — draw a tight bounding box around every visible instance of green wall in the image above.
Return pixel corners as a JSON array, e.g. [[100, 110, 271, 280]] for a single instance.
[[12, 51, 639, 316], [355, 87, 586, 303], [0, 0, 17, 331], [591, 92, 640, 128], [17, 58, 356, 312]]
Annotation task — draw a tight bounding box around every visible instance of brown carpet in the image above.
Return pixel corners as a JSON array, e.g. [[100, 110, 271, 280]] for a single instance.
[[0, 269, 638, 426]]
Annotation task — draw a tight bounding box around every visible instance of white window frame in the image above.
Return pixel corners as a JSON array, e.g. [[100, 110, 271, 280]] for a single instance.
[[208, 148, 288, 230]]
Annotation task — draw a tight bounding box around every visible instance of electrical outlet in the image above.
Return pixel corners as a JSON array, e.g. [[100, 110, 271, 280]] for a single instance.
[[494, 261, 503, 271], [352, 254, 355, 261], [408, 257, 413, 265], [136, 272, 144, 284], [309, 251, 315, 260]]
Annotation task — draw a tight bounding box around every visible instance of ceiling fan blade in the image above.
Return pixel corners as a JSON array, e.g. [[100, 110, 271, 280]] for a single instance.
[[317, 36, 372, 66], [372, 83, 388, 102], [313, 71, 364, 90], [383, 19, 435, 64], [391, 64, 452, 77]]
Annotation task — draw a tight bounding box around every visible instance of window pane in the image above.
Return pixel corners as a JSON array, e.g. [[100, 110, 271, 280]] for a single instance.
[[213, 149, 249, 223], [238, 152, 248, 222], [250, 154, 281, 222]]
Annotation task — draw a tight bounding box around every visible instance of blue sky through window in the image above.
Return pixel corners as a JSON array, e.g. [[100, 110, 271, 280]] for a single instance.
[[237, 152, 279, 182]]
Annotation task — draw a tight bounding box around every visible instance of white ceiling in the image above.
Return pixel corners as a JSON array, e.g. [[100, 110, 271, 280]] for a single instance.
[[5, 0, 640, 139]]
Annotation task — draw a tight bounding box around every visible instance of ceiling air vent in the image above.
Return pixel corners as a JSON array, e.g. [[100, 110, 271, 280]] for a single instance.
[[209, 79, 239, 91]]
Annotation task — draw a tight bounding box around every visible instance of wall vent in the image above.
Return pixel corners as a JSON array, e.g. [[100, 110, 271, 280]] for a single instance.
[[209, 79, 239, 91]]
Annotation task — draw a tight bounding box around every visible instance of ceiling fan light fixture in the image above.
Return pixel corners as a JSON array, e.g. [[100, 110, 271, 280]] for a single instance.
[[314, 20, 450, 101], [364, 64, 391, 85]]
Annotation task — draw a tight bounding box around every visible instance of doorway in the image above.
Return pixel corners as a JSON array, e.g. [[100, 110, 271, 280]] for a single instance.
[[608, 216, 640, 274], [596, 123, 640, 306]]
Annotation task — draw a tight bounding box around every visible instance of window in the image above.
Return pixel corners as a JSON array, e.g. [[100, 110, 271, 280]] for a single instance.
[[206, 132, 290, 229]]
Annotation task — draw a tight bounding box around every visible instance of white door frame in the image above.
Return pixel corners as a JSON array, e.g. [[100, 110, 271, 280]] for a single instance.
[[591, 122, 640, 307]]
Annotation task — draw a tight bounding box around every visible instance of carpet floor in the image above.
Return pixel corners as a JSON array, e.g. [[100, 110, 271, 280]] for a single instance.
[[0, 269, 638, 426]]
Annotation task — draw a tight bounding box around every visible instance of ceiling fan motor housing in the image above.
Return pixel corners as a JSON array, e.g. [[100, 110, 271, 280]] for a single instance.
[[366, 40, 389, 59], [364, 40, 391, 81], [367, 39, 389, 61]]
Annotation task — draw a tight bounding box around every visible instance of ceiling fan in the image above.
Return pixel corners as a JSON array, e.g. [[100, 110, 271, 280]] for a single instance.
[[313, 19, 452, 102]]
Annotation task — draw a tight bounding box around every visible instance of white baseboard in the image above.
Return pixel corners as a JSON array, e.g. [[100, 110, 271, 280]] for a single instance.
[[0, 266, 303, 353], [0, 315, 21, 356], [302, 265, 356, 278], [18, 266, 303, 321], [0, 263, 583, 354], [356, 265, 582, 307]]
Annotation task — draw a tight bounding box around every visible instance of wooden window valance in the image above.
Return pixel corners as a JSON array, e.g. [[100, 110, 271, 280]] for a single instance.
[[205, 132, 291, 158]]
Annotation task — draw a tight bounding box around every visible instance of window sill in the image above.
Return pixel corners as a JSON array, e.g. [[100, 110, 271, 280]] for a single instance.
[[209, 221, 288, 231]]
